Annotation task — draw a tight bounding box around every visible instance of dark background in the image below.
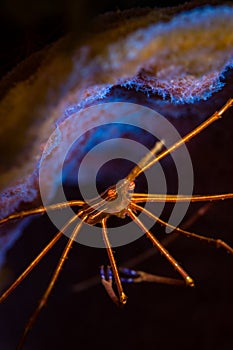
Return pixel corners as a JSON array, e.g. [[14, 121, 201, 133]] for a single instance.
[[0, 1, 233, 350]]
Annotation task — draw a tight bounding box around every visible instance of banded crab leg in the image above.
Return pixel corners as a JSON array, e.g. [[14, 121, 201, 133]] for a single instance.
[[117, 204, 214, 287], [17, 214, 87, 350], [132, 193, 233, 203], [0, 213, 81, 304], [127, 209, 195, 287], [101, 218, 127, 305], [74, 203, 212, 295], [131, 203, 233, 255], [0, 200, 85, 225]]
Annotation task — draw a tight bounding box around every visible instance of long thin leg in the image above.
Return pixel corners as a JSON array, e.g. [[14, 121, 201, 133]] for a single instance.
[[132, 203, 233, 255], [0, 214, 80, 303], [127, 98, 233, 181], [16, 216, 86, 350], [127, 209, 194, 286], [0, 200, 84, 225], [119, 204, 213, 286], [72, 204, 212, 294], [101, 218, 127, 305], [132, 193, 233, 203], [120, 203, 212, 270]]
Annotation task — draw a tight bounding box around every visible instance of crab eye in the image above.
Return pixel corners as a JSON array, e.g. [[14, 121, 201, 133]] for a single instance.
[[107, 188, 117, 198], [128, 181, 135, 191]]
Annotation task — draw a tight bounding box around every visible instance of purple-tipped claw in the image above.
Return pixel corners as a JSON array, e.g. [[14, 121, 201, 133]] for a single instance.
[[119, 267, 140, 283], [99, 265, 113, 281]]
